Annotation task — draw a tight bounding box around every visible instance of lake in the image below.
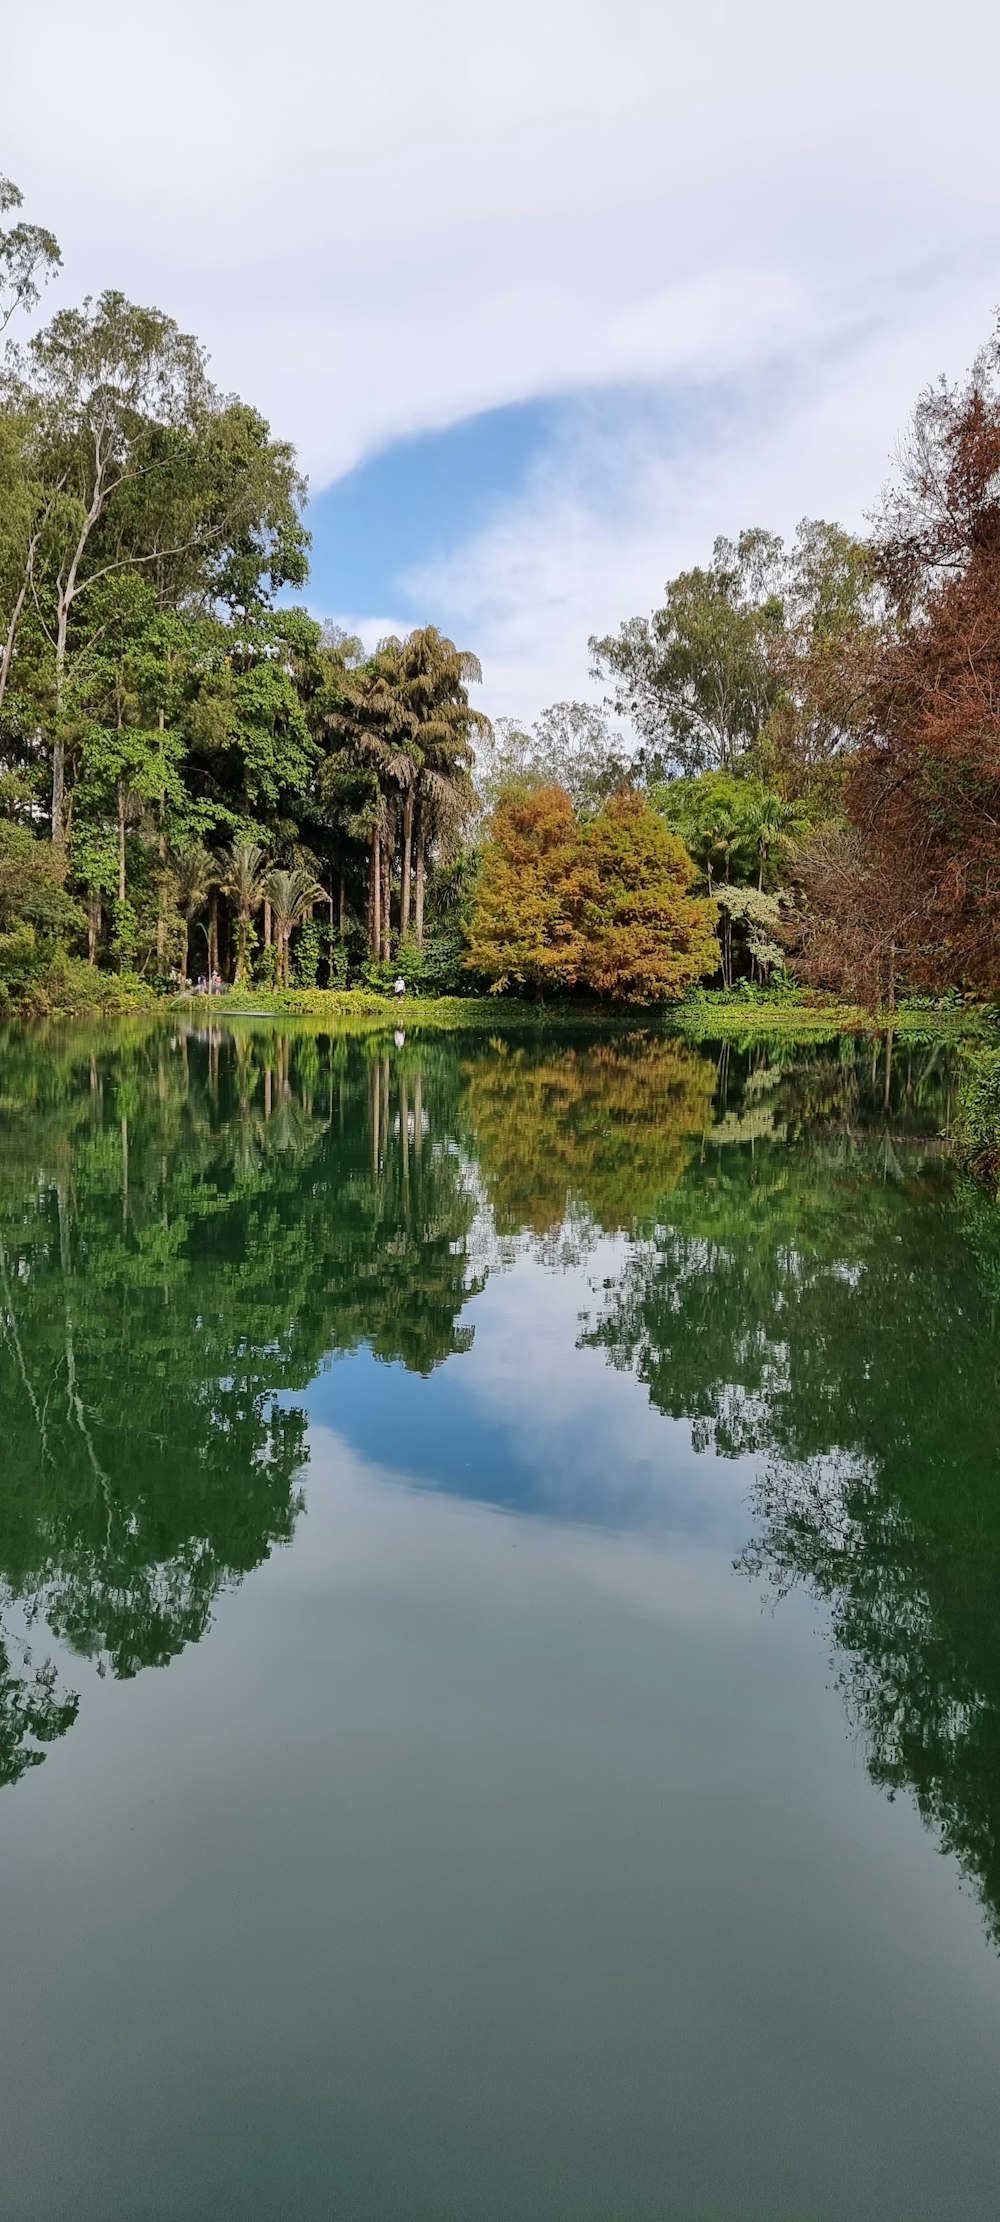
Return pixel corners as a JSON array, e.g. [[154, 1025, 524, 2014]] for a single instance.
[[0, 1017, 999, 2220]]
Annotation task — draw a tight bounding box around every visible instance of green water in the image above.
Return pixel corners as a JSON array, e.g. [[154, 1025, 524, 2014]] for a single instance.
[[1, 1019, 999, 2220]]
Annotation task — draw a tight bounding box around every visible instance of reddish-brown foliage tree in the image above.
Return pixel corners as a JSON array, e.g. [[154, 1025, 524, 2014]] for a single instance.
[[831, 330, 1000, 995], [789, 823, 936, 1009]]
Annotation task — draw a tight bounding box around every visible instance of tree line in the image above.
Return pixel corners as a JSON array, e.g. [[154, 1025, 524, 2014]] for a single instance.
[[4, 159, 1000, 1006]]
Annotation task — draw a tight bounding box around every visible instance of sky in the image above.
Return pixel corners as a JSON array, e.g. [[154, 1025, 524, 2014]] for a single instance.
[[6, 0, 1000, 724]]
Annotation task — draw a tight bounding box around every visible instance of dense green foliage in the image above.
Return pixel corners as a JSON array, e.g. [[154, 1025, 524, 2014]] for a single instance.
[[953, 1048, 1000, 1181], [0, 177, 498, 1005]]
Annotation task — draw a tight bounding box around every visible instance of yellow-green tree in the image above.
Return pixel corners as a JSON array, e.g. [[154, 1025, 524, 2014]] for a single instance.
[[464, 784, 583, 994], [573, 789, 718, 1001]]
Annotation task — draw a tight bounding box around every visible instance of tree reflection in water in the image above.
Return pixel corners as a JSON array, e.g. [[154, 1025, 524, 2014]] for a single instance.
[[583, 1034, 1000, 1943], [2, 1006, 998, 1963], [0, 1021, 483, 1777]]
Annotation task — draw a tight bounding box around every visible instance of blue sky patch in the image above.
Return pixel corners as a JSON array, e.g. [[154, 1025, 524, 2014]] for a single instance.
[[305, 395, 563, 622]]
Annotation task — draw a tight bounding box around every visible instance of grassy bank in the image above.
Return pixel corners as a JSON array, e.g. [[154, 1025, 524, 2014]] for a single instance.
[[175, 987, 645, 1035], [6, 970, 997, 1045], [671, 991, 998, 1048]]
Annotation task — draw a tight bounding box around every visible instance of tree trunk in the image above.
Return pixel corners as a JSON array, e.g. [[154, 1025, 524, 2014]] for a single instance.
[[0, 549, 35, 732], [52, 633, 67, 846], [156, 710, 167, 971], [382, 842, 391, 960], [369, 830, 381, 960], [87, 890, 101, 966], [414, 808, 425, 949], [263, 896, 272, 950], [400, 789, 414, 940], [117, 778, 127, 905], [338, 871, 345, 936], [208, 890, 219, 979]]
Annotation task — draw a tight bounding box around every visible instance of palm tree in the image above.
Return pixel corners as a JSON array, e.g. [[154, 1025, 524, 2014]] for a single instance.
[[264, 866, 326, 988], [742, 790, 806, 890], [393, 629, 488, 947], [213, 840, 269, 983], [322, 643, 416, 960], [321, 626, 488, 958]]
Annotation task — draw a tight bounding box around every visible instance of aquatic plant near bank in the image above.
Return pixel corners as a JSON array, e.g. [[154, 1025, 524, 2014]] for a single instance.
[[954, 1048, 1000, 1183]]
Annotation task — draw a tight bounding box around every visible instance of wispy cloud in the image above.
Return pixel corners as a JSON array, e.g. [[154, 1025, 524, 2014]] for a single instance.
[[405, 265, 1000, 718]]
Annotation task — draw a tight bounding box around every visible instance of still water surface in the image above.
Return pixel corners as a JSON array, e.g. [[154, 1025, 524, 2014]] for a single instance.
[[1, 1020, 999, 2219]]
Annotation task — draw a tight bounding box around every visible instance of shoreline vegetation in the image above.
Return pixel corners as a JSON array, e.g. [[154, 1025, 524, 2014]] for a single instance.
[[5, 964, 995, 1049]]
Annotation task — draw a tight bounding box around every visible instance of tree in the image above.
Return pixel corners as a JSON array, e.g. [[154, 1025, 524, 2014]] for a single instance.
[[264, 866, 326, 987], [321, 637, 415, 963], [0, 173, 60, 335], [465, 784, 717, 1003], [465, 784, 583, 995], [0, 822, 80, 937], [322, 625, 487, 960], [657, 771, 763, 893], [571, 791, 718, 1002], [713, 885, 784, 988], [475, 700, 632, 822], [788, 823, 928, 1011], [392, 627, 486, 947], [654, 771, 802, 983], [184, 607, 319, 840], [1, 291, 308, 841], [739, 785, 804, 891], [63, 574, 190, 968], [765, 519, 881, 807], [590, 530, 785, 774], [833, 327, 1000, 995], [172, 842, 212, 980], [213, 841, 269, 983], [590, 521, 877, 799]]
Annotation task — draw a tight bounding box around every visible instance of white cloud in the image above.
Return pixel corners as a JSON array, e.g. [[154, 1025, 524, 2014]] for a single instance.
[[407, 267, 1000, 718], [7, 0, 1000, 712]]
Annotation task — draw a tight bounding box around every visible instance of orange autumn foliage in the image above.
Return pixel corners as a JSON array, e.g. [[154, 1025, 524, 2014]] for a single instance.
[[572, 789, 719, 1001], [464, 784, 583, 995], [465, 784, 717, 1002]]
